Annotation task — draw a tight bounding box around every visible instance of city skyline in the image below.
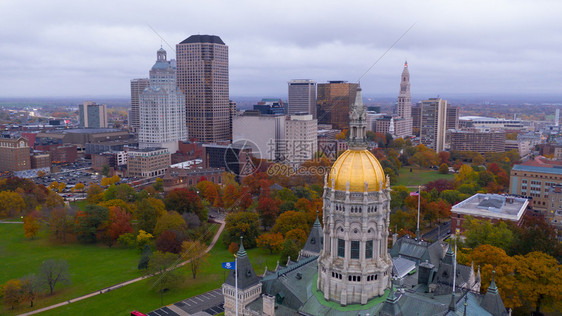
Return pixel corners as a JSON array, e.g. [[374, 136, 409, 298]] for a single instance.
[[0, 0, 561, 98]]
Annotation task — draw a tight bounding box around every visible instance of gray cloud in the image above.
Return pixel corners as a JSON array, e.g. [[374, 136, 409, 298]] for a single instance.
[[0, 0, 561, 99]]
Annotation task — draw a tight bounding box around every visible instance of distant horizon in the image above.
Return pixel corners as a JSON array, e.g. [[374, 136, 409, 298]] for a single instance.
[[1, 92, 561, 106]]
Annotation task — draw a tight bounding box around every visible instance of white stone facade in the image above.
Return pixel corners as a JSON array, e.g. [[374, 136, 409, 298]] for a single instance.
[[222, 282, 262, 316], [317, 179, 393, 305], [139, 48, 187, 153]]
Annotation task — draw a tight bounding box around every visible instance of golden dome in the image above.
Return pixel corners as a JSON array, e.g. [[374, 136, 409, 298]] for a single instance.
[[328, 149, 386, 192]]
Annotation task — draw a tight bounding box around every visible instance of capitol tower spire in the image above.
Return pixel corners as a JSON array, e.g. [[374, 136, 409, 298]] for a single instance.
[[394, 61, 413, 136], [348, 86, 368, 149]]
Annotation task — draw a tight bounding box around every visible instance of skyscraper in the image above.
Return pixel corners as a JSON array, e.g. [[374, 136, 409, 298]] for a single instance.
[[394, 61, 413, 137], [176, 35, 229, 143], [288, 79, 316, 117], [79, 101, 108, 128], [419, 98, 448, 153], [317, 81, 358, 130], [130, 78, 149, 132], [138, 48, 187, 153]]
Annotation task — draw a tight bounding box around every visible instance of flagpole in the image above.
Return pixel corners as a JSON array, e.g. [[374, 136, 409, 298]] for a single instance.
[[416, 185, 420, 240], [235, 254, 238, 316]]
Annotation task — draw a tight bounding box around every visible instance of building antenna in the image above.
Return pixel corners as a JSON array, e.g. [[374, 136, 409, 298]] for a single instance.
[[356, 22, 416, 83], [147, 23, 176, 53]]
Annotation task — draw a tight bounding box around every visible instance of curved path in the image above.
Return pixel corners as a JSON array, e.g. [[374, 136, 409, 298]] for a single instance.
[[19, 220, 226, 316]]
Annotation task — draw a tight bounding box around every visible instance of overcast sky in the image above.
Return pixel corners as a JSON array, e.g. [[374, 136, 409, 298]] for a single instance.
[[1, 0, 561, 99]]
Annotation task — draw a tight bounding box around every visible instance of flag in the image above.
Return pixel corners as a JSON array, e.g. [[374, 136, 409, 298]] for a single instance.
[[410, 190, 419, 196], [222, 261, 236, 270]]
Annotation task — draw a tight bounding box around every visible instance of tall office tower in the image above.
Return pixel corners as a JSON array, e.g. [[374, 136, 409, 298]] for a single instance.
[[420, 98, 448, 153], [130, 78, 149, 132], [288, 79, 317, 118], [411, 104, 421, 130], [138, 48, 187, 153], [317, 81, 359, 130], [394, 61, 413, 137], [176, 35, 229, 143], [229, 100, 237, 141], [446, 106, 460, 130], [79, 101, 108, 128]]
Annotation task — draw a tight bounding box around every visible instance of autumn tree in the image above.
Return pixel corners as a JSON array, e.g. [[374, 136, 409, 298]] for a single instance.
[[154, 211, 187, 237], [438, 151, 451, 165], [86, 184, 104, 204], [147, 251, 181, 306], [511, 215, 562, 260], [99, 199, 133, 215], [463, 217, 514, 252], [45, 190, 64, 209], [513, 251, 562, 314], [0, 190, 26, 218], [37, 259, 70, 295], [75, 204, 109, 243], [155, 230, 186, 254], [74, 182, 85, 192], [390, 185, 410, 211], [285, 228, 307, 247], [153, 177, 164, 192], [105, 207, 133, 246], [438, 163, 449, 174], [222, 184, 241, 209], [3, 279, 23, 309], [272, 211, 309, 236], [223, 211, 260, 248], [48, 207, 75, 242], [196, 180, 219, 204], [103, 183, 136, 202], [165, 188, 206, 221], [256, 232, 284, 254], [21, 211, 40, 239], [257, 196, 279, 230], [280, 239, 300, 264], [136, 197, 166, 234], [181, 240, 209, 279], [136, 230, 153, 250]]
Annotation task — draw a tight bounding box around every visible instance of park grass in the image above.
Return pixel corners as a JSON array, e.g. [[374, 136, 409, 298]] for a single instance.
[[0, 224, 143, 315], [39, 233, 281, 316], [394, 167, 455, 189]]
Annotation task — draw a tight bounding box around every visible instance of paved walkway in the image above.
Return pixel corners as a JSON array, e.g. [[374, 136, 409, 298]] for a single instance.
[[18, 220, 226, 316]]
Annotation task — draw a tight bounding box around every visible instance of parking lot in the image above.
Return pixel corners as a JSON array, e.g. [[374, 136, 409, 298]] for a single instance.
[[148, 288, 224, 316]]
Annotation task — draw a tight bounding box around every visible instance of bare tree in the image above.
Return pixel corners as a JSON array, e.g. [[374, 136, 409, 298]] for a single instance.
[[37, 259, 70, 295]]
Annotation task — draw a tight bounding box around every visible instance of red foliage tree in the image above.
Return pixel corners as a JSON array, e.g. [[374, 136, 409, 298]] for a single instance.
[[424, 179, 455, 193], [438, 151, 451, 165], [164, 188, 205, 221], [155, 230, 185, 254], [257, 196, 279, 229], [106, 207, 133, 245]]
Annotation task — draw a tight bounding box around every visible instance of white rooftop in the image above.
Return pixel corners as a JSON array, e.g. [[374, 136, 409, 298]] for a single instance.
[[452, 193, 528, 221]]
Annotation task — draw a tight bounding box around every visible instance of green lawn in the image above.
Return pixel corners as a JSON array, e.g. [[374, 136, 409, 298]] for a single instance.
[[40, 233, 281, 316], [0, 224, 142, 315], [394, 167, 455, 189]]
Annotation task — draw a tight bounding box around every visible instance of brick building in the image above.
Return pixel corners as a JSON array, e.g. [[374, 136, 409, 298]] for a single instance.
[[162, 167, 224, 192], [127, 148, 170, 178], [0, 137, 30, 172]]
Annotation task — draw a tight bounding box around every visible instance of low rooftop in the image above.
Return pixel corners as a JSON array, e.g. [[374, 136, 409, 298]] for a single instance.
[[451, 193, 528, 221]]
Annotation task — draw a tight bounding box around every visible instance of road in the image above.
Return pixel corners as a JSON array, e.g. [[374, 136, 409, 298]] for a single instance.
[[422, 221, 451, 242], [18, 219, 226, 316]]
